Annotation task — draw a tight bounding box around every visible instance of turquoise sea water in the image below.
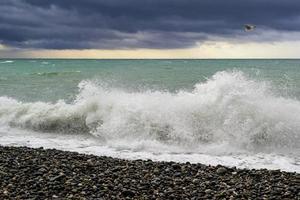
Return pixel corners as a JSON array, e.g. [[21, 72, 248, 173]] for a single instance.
[[1, 59, 300, 102], [0, 59, 300, 172]]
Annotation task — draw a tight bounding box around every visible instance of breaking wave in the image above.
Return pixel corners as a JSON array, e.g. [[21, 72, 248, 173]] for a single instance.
[[0, 71, 299, 154], [0, 60, 14, 64]]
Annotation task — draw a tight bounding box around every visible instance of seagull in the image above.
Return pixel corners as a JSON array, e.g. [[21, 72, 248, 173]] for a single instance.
[[244, 24, 256, 31]]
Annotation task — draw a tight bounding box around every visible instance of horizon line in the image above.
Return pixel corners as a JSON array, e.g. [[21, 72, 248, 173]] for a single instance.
[[1, 58, 300, 60]]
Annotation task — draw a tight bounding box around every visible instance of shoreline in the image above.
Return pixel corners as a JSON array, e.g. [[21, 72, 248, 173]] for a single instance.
[[0, 146, 299, 199]]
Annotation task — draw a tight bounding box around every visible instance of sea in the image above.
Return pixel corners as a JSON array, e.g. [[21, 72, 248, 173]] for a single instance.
[[0, 59, 299, 172]]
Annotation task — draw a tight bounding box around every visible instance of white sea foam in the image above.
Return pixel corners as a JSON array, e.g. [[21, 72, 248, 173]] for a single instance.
[[30, 71, 81, 76], [0, 70, 299, 171], [0, 60, 14, 64]]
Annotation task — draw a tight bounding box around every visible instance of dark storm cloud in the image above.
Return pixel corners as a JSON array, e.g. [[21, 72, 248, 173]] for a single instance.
[[0, 0, 300, 49]]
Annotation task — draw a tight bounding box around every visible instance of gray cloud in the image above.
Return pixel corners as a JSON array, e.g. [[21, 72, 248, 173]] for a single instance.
[[0, 0, 300, 49]]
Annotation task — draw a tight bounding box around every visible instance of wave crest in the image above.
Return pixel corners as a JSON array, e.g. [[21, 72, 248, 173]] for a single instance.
[[0, 60, 14, 64]]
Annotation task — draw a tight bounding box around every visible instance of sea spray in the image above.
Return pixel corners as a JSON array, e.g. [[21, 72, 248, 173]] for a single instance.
[[0, 71, 299, 155]]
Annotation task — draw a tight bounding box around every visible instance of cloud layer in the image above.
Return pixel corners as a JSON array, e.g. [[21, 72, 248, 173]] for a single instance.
[[1, 0, 300, 49]]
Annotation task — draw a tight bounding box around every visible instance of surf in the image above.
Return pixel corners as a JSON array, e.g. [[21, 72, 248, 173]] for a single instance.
[[0, 71, 299, 155]]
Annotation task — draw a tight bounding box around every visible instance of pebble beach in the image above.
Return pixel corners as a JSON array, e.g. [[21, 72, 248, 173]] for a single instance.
[[0, 146, 299, 199]]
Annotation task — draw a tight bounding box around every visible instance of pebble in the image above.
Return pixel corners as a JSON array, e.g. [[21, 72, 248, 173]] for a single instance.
[[205, 189, 212, 194], [216, 167, 228, 175]]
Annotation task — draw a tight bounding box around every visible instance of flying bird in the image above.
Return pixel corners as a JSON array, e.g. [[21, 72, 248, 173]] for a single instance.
[[244, 24, 256, 31]]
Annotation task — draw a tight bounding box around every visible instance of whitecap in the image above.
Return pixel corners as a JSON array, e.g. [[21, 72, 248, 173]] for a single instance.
[[0, 60, 14, 64]]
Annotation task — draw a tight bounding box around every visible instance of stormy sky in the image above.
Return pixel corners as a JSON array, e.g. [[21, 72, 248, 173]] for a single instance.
[[0, 0, 300, 58]]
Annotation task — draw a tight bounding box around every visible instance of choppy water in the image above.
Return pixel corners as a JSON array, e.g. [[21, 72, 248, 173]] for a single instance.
[[0, 59, 299, 172]]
